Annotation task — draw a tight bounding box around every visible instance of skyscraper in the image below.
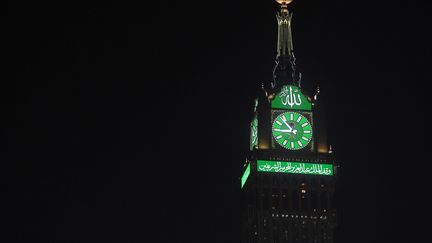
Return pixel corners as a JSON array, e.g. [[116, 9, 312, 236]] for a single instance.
[[241, 1, 337, 242]]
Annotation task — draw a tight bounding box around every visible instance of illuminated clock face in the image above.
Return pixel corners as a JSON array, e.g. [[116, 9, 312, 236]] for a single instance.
[[272, 111, 313, 150]]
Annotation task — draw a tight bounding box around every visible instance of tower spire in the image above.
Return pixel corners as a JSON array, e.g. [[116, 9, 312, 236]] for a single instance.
[[272, 0, 299, 88]]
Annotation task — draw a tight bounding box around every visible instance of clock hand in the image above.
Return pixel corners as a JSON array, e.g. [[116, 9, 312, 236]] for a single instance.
[[281, 119, 293, 131], [279, 128, 297, 135], [273, 128, 293, 133]]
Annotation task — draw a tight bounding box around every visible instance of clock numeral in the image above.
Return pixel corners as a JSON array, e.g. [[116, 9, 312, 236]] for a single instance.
[[283, 140, 288, 146], [290, 142, 294, 149], [296, 116, 302, 122], [290, 113, 294, 120], [302, 136, 309, 141], [297, 141, 303, 147], [301, 122, 309, 127], [304, 130, 311, 134], [281, 115, 287, 122], [276, 135, 282, 139], [276, 121, 282, 126]]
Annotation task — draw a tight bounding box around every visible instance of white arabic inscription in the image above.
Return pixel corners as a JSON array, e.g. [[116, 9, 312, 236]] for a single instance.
[[280, 86, 302, 108], [258, 161, 332, 175]]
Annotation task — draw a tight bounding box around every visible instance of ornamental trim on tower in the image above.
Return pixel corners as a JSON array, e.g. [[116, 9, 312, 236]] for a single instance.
[[272, 0, 300, 88]]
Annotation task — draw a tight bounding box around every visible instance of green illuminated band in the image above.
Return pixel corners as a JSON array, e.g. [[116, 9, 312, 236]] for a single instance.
[[257, 160, 333, 176], [241, 163, 251, 189], [250, 115, 258, 150]]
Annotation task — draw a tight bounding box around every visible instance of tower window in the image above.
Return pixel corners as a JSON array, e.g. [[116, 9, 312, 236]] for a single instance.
[[300, 183, 308, 211], [320, 191, 328, 210], [272, 188, 279, 210], [282, 189, 289, 210], [292, 190, 299, 210], [263, 189, 269, 210], [311, 190, 318, 210], [263, 175, 270, 185]]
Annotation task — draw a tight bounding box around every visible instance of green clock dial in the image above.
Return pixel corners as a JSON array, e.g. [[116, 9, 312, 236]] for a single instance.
[[250, 116, 258, 150], [272, 111, 313, 150]]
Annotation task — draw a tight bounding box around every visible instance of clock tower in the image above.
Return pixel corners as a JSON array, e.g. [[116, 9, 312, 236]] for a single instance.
[[241, 1, 337, 243]]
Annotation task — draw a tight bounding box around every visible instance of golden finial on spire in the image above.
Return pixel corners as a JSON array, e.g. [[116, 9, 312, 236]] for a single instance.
[[275, 0, 294, 4], [275, 0, 294, 13]]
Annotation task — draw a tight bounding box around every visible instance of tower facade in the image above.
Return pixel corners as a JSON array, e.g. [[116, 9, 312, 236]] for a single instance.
[[241, 1, 337, 243]]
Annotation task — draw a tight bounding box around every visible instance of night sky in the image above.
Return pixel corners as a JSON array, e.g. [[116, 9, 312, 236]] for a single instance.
[[6, 0, 432, 242]]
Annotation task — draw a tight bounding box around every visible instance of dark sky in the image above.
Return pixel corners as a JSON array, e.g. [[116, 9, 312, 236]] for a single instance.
[[6, 0, 432, 242]]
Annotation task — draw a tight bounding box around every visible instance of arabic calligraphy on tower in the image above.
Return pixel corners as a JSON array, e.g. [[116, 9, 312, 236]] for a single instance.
[[271, 85, 312, 110], [257, 160, 333, 176]]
